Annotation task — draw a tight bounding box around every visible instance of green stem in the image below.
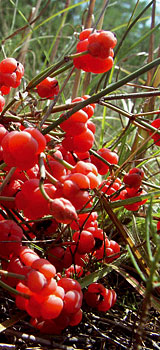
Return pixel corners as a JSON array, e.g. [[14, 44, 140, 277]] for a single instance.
[[52, 154, 74, 170], [39, 153, 52, 202], [127, 245, 146, 282], [0, 196, 15, 201], [0, 269, 26, 280], [0, 162, 7, 170], [45, 170, 58, 185], [0, 167, 16, 194], [90, 149, 118, 168], [50, 61, 73, 78], [42, 57, 160, 135], [1, 98, 18, 117], [26, 51, 88, 91], [0, 279, 29, 299], [109, 190, 160, 209], [40, 66, 75, 127], [102, 90, 160, 101]]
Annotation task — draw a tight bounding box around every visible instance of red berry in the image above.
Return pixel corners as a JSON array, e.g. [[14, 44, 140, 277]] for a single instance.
[[26, 270, 47, 293], [150, 119, 160, 146], [91, 148, 118, 175], [49, 197, 78, 224], [41, 295, 63, 320], [31, 258, 56, 279], [73, 230, 95, 254], [36, 77, 59, 99], [0, 94, 5, 112]]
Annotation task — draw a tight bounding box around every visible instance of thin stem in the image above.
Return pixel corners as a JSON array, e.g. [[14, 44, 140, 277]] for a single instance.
[[39, 153, 52, 202], [0, 279, 29, 299], [0, 167, 16, 194], [40, 66, 75, 127], [0, 269, 26, 280], [52, 154, 74, 170], [26, 51, 88, 91], [102, 90, 160, 101], [42, 57, 160, 135]]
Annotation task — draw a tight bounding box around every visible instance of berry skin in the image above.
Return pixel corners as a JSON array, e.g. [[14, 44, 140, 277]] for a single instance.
[[96, 31, 117, 48], [41, 295, 63, 320], [157, 221, 160, 234], [73, 230, 95, 254], [73, 38, 113, 74], [0, 94, 5, 112], [0, 85, 11, 95], [123, 173, 142, 189], [0, 179, 22, 209], [15, 179, 57, 219], [25, 128, 46, 154], [120, 188, 147, 211], [0, 58, 24, 88], [0, 123, 8, 142], [0, 220, 23, 258], [84, 282, 116, 312], [97, 289, 117, 312], [16, 282, 31, 310], [79, 28, 92, 40], [26, 270, 47, 293], [123, 167, 144, 189], [129, 167, 144, 178], [91, 148, 118, 175], [57, 277, 82, 293], [49, 197, 78, 224], [2, 130, 39, 170], [63, 289, 82, 314], [36, 77, 59, 99], [19, 247, 40, 266], [150, 119, 160, 146], [31, 258, 56, 279]]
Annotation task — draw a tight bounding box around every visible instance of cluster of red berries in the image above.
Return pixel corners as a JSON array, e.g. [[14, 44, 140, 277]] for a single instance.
[[61, 95, 96, 154], [47, 209, 120, 272], [36, 77, 59, 99], [84, 282, 117, 312], [73, 28, 117, 73], [121, 168, 147, 211], [0, 57, 24, 112], [0, 57, 24, 90], [0, 112, 120, 333], [1, 46, 151, 337], [100, 176, 122, 201], [98, 169, 147, 212], [0, 220, 83, 333]]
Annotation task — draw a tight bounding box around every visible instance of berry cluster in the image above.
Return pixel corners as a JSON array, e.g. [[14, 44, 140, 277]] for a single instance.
[[100, 176, 122, 201], [61, 95, 96, 154], [121, 168, 147, 211], [0, 48, 142, 337], [1, 220, 83, 334], [84, 282, 117, 312], [0, 57, 24, 111], [73, 28, 117, 73], [47, 209, 120, 271], [0, 57, 24, 90]]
